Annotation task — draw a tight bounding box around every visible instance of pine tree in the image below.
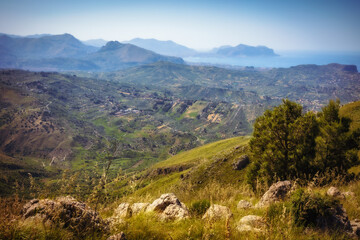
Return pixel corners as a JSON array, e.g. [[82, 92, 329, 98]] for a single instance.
[[247, 99, 318, 188]]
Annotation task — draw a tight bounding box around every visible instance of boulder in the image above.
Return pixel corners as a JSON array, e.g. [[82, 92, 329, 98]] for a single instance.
[[107, 232, 127, 240], [147, 193, 189, 220], [232, 155, 250, 170], [237, 215, 265, 233], [327, 187, 345, 199], [161, 204, 189, 221], [343, 191, 355, 198], [21, 196, 109, 236], [237, 200, 252, 210], [256, 180, 292, 208], [114, 203, 132, 218], [202, 204, 232, 221], [351, 219, 360, 237], [131, 203, 150, 215], [319, 205, 352, 233], [147, 193, 181, 212]]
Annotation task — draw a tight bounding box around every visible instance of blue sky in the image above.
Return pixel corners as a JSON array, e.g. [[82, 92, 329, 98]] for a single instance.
[[0, 0, 359, 51]]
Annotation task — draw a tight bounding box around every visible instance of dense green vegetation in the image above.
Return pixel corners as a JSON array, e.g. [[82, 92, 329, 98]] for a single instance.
[[247, 99, 359, 190]]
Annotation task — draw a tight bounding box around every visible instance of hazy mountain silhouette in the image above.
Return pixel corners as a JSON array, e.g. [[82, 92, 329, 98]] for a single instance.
[[215, 44, 278, 57], [0, 33, 97, 59], [82, 39, 108, 48], [0, 34, 184, 71], [125, 38, 197, 57]]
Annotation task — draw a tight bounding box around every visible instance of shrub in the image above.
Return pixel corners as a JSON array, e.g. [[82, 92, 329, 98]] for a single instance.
[[290, 189, 339, 228], [189, 199, 210, 217]]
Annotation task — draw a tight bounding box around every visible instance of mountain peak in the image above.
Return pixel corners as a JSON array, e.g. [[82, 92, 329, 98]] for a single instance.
[[99, 41, 124, 52]]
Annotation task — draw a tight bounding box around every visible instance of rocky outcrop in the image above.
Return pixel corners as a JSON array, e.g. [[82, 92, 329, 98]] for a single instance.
[[114, 203, 132, 219], [318, 204, 352, 233], [161, 203, 189, 221], [327, 187, 345, 199], [237, 200, 252, 210], [344, 191, 355, 198], [147, 193, 189, 221], [107, 232, 127, 240], [112, 194, 188, 222], [202, 204, 232, 221], [237, 215, 265, 233], [131, 203, 150, 215], [147, 193, 181, 212], [232, 155, 250, 170], [351, 219, 360, 237], [21, 196, 109, 236], [256, 180, 292, 208], [327, 186, 355, 200]]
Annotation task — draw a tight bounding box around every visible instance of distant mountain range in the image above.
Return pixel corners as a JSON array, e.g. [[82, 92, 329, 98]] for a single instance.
[[0, 33, 278, 71], [86, 41, 184, 71], [0, 34, 184, 71], [124, 38, 198, 57], [124, 38, 278, 58]]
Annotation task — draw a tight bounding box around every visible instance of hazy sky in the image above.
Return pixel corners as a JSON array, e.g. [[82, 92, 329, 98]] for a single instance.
[[1, 0, 360, 51]]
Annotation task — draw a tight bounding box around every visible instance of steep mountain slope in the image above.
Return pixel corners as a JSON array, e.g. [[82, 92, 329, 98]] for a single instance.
[[0, 34, 97, 59], [86, 41, 184, 71], [125, 38, 197, 57], [0, 34, 185, 71]]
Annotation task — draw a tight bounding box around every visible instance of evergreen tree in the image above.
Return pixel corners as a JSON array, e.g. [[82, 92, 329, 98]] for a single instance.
[[315, 99, 358, 174], [247, 99, 359, 191], [247, 99, 318, 188]]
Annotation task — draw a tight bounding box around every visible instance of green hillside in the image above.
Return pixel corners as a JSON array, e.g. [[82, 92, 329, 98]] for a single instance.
[[340, 100, 360, 131], [125, 136, 251, 201]]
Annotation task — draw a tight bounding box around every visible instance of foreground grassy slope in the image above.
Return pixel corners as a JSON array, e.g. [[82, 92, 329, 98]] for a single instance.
[[114, 136, 251, 203], [340, 100, 360, 131]]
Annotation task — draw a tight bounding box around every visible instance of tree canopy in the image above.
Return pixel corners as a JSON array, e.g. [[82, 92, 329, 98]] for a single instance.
[[247, 99, 359, 190]]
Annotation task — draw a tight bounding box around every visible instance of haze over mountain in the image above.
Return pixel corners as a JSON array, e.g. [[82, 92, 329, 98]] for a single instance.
[[0, 33, 184, 71], [125, 38, 198, 57], [82, 39, 108, 48], [214, 44, 278, 57], [124, 38, 278, 58], [85, 41, 184, 71]]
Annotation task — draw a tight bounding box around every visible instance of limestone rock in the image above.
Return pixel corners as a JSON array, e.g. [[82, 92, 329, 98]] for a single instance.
[[161, 203, 189, 221], [107, 232, 127, 240], [351, 219, 360, 237], [202, 204, 232, 221], [327, 187, 345, 199], [256, 180, 292, 208], [237, 215, 265, 233], [343, 191, 355, 198], [131, 203, 150, 215], [114, 203, 132, 218], [232, 155, 250, 170], [21, 196, 109, 235], [147, 193, 189, 220], [237, 200, 252, 210], [147, 193, 181, 212]]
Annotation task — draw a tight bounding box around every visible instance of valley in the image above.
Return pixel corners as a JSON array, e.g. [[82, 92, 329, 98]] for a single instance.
[[1, 29, 360, 240]]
